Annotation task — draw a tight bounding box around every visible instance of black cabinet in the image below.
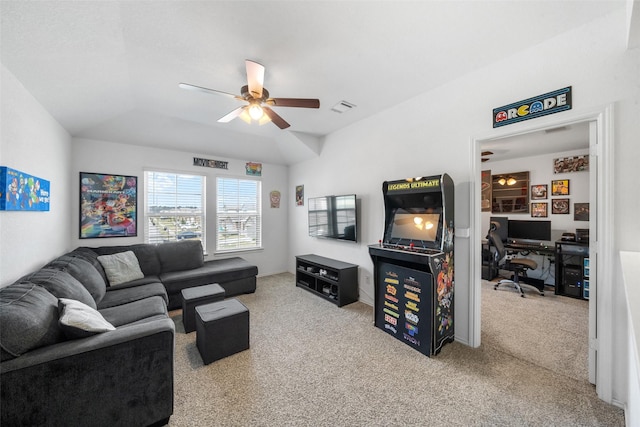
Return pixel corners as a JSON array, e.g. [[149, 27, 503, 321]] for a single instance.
[[295, 254, 358, 307], [555, 241, 589, 299]]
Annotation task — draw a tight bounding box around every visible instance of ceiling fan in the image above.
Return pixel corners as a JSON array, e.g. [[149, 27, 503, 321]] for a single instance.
[[179, 60, 320, 130]]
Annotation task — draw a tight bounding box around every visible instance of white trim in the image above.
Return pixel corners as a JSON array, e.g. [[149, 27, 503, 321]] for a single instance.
[[470, 104, 614, 403]]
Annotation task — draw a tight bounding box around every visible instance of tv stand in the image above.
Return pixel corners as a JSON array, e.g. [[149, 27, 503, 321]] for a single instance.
[[295, 254, 358, 307]]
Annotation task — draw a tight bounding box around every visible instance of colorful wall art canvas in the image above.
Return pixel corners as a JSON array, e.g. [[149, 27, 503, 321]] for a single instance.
[[0, 167, 50, 211], [80, 172, 137, 238]]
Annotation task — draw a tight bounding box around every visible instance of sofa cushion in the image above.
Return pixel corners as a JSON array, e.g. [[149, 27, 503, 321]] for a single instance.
[[160, 257, 258, 295], [99, 296, 168, 327], [97, 251, 145, 286], [88, 244, 162, 276], [0, 282, 63, 361], [70, 247, 109, 284], [98, 282, 168, 309], [155, 240, 204, 273], [58, 298, 116, 339], [47, 254, 107, 304], [22, 268, 97, 309]]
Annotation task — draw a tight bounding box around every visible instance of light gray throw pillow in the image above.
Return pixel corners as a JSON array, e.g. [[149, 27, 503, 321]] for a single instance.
[[58, 298, 116, 339], [97, 250, 144, 286]]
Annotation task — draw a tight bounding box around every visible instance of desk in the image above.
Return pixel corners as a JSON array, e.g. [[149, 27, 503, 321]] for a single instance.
[[504, 241, 555, 257]]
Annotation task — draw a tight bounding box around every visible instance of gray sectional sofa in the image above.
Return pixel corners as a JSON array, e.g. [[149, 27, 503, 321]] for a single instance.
[[0, 240, 258, 427]]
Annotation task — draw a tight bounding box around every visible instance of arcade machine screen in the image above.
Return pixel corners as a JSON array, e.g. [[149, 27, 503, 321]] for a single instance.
[[389, 211, 441, 243]]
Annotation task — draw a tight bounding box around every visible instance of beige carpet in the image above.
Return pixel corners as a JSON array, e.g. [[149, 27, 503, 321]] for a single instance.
[[167, 273, 624, 426]]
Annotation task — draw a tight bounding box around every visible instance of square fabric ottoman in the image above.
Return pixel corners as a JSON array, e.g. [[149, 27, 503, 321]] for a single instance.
[[195, 299, 249, 365], [181, 283, 225, 333]]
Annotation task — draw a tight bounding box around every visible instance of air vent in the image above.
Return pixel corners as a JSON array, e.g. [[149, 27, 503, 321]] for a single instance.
[[545, 126, 569, 134], [331, 100, 356, 113]]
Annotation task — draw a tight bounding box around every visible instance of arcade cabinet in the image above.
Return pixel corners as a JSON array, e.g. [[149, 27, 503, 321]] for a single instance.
[[368, 173, 454, 356]]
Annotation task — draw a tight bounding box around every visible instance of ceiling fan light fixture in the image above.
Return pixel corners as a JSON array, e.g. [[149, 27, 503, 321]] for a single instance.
[[497, 177, 507, 186], [248, 104, 264, 120], [506, 177, 517, 185]]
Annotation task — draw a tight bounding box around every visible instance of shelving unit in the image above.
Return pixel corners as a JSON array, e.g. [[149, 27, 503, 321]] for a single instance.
[[295, 254, 358, 307]]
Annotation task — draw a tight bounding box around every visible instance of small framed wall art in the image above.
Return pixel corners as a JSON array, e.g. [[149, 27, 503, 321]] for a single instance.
[[531, 202, 548, 218], [295, 185, 304, 206], [574, 203, 589, 221], [531, 184, 547, 200], [552, 198, 570, 214], [79, 172, 138, 238], [551, 179, 570, 196]]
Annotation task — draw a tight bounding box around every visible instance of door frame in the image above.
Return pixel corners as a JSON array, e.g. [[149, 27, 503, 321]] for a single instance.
[[469, 104, 614, 403]]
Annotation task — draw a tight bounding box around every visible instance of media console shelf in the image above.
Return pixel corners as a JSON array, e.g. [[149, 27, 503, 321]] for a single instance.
[[295, 254, 358, 307]]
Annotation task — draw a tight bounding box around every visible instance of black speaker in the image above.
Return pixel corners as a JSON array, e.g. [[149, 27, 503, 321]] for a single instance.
[[562, 265, 583, 297]]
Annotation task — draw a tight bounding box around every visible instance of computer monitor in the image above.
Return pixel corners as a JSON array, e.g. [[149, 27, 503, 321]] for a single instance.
[[507, 219, 551, 243]]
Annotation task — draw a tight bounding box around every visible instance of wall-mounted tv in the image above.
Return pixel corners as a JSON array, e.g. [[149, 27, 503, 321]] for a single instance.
[[308, 194, 357, 242]]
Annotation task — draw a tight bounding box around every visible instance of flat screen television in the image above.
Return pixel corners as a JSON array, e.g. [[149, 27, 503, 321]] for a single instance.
[[308, 194, 357, 242], [507, 219, 551, 243]]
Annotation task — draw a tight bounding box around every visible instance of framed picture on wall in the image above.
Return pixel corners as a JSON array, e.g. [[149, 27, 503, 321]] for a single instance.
[[551, 179, 570, 196], [79, 172, 138, 238], [295, 185, 304, 206], [531, 202, 548, 218], [574, 203, 590, 221], [531, 184, 547, 200], [552, 198, 570, 214], [481, 170, 492, 212]]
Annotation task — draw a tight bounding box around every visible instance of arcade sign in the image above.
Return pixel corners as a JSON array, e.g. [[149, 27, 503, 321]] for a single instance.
[[493, 86, 572, 128]]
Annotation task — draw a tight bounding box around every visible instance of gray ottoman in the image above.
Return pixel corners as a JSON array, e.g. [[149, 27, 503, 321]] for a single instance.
[[196, 299, 249, 365], [181, 283, 225, 333]]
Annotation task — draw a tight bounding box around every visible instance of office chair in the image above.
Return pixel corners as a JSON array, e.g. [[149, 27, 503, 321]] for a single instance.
[[486, 222, 543, 298]]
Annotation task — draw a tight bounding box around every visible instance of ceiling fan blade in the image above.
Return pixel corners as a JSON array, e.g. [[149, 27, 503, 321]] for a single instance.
[[263, 106, 290, 129], [266, 98, 320, 108], [245, 60, 265, 99], [179, 83, 241, 100], [218, 106, 246, 123]]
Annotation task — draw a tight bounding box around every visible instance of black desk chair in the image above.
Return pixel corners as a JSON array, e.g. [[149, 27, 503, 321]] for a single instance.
[[486, 226, 543, 298]]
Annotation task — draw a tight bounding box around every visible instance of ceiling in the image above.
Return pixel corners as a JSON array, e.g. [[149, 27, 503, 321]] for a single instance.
[[0, 1, 626, 165], [481, 122, 590, 163]]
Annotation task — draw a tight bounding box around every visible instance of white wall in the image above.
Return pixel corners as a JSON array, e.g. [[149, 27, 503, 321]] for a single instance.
[[482, 148, 590, 238], [0, 64, 72, 286], [71, 138, 289, 276], [288, 7, 639, 406]]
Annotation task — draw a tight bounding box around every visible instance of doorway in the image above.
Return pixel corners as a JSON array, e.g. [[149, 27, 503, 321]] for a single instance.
[[479, 123, 591, 383], [469, 105, 615, 402]]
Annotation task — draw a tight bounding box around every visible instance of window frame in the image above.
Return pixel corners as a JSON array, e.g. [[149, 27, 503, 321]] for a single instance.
[[215, 175, 262, 254], [144, 169, 206, 248]]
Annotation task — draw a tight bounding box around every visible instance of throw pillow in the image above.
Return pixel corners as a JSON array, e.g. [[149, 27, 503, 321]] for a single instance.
[[58, 298, 116, 339], [97, 251, 145, 286]]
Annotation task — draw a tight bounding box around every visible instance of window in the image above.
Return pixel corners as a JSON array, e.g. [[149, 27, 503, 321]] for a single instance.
[[145, 171, 205, 246], [216, 177, 261, 252]]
